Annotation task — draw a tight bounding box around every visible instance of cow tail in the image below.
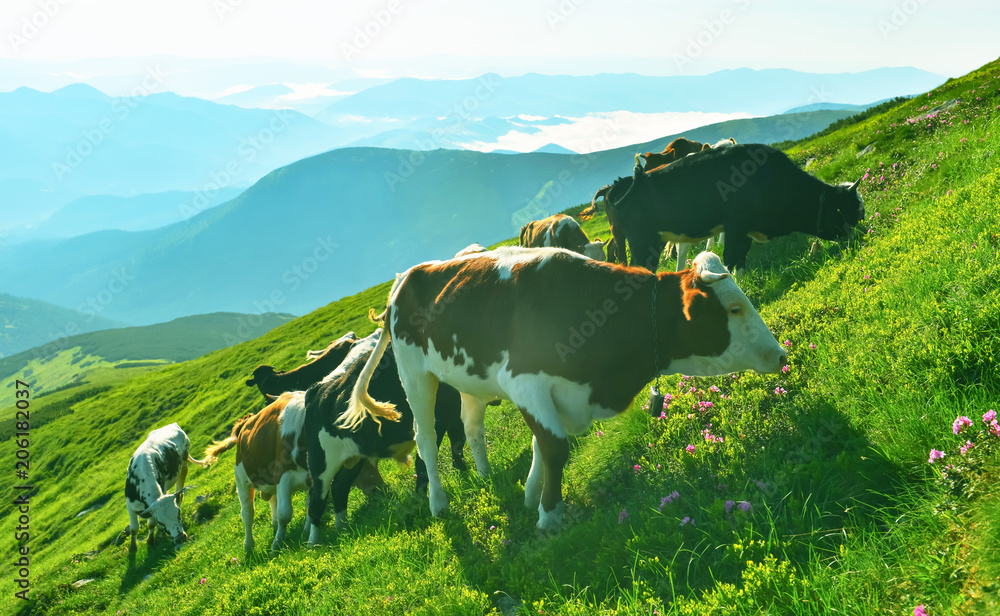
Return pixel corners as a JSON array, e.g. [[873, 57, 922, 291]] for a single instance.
[[339, 324, 400, 432], [188, 453, 209, 468], [202, 413, 253, 464], [579, 185, 610, 220]]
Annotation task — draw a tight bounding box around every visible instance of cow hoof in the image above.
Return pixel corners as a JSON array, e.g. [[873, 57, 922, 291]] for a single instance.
[[452, 458, 468, 473], [334, 511, 348, 531], [244, 541, 255, 553], [307, 527, 323, 546], [536, 502, 565, 531], [429, 488, 448, 517]]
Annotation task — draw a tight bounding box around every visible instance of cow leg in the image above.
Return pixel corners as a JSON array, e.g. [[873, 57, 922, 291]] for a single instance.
[[675, 243, 690, 271], [331, 462, 364, 530], [518, 408, 569, 530], [147, 523, 156, 547], [400, 371, 447, 516], [267, 494, 278, 530], [174, 460, 189, 503], [307, 431, 360, 544], [235, 463, 256, 553], [270, 474, 295, 551], [523, 435, 543, 509], [448, 413, 468, 473], [460, 393, 490, 478], [722, 231, 752, 273], [127, 505, 139, 552]]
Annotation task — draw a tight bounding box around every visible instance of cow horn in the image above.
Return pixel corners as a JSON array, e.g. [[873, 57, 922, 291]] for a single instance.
[[850, 177, 862, 191]]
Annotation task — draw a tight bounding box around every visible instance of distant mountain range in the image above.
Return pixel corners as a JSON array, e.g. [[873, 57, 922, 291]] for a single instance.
[[0, 84, 340, 231], [0, 107, 867, 325], [0, 311, 294, 396], [0, 293, 126, 359]]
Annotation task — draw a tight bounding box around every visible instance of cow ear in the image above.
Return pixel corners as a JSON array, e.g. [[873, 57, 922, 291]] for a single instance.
[[139, 504, 154, 518], [245, 377, 255, 386], [698, 271, 730, 285], [849, 177, 862, 192]]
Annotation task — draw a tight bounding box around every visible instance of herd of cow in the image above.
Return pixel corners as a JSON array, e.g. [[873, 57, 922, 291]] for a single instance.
[[123, 137, 866, 553]]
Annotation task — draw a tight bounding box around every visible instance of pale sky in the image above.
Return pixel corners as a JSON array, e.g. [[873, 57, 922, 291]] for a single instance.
[[2, 0, 997, 78]]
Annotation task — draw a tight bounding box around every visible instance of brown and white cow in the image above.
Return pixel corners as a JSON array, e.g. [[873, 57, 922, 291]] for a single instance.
[[125, 423, 207, 551], [343, 248, 787, 530], [520, 213, 607, 261]]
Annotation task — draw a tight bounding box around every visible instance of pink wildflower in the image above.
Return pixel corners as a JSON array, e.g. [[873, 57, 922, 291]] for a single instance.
[[809, 342, 817, 350], [783, 339, 791, 348], [200, 578, 207, 585], [990, 420, 1000, 438], [928, 449, 946, 464], [774, 386, 787, 396], [686, 444, 696, 454], [633, 464, 641, 473], [960, 440, 974, 456], [983, 409, 996, 424], [953, 416, 973, 434], [781, 365, 790, 374], [914, 604, 928, 616]]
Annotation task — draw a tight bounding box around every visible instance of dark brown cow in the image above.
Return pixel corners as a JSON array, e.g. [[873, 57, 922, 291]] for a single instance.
[[519, 214, 607, 261], [344, 248, 787, 530], [612, 144, 865, 272], [244, 332, 359, 402]]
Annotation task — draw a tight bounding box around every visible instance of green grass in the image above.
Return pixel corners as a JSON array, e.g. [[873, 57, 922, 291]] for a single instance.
[[4, 59, 1000, 616]]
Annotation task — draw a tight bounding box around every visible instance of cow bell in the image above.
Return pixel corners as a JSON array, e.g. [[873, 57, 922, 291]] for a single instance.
[[648, 385, 665, 418]]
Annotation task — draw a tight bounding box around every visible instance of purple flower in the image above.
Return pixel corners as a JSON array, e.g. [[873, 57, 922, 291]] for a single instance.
[[738, 501, 752, 513], [983, 409, 997, 424], [659, 491, 680, 511], [928, 449, 946, 464], [680, 516, 694, 527], [953, 416, 973, 435], [618, 508, 628, 524], [685, 444, 696, 454], [725, 500, 735, 513]]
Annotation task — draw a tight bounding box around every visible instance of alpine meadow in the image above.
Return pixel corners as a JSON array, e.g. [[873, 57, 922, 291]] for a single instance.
[[3, 57, 1000, 616]]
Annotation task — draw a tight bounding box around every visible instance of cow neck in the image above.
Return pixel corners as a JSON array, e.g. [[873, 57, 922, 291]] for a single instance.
[[815, 194, 825, 236]]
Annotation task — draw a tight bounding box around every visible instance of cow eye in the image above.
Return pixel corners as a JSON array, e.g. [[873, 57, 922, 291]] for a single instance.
[[729, 305, 742, 316]]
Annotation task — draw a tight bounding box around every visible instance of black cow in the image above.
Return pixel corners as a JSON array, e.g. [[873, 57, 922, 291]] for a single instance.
[[244, 332, 360, 402], [610, 144, 864, 271], [303, 331, 465, 542]]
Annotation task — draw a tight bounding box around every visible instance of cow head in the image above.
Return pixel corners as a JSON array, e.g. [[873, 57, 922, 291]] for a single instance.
[[817, 178, 865, 241], [139, 490, 189, 546], [665, 252, 787, 376], [245, 365, 278, 387], [583, 239, 608, 261]]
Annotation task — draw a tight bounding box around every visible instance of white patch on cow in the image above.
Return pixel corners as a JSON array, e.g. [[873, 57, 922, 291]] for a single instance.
[[320, 330, 382, 384], [454, 243, 488, 258], [663, 252, 786, 376], [711, 138, 736, 148], [659, 224, 724, 244], [489, 246, 586, 281], [308, 429, 363, 544], [278, 391, 307, 443]]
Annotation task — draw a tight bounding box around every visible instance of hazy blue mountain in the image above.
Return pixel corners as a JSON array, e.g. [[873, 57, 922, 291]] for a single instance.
[[0, 84, 339, 229], [215, 84, 295, 108], [533, 143, 578, 154], [0, 108, 861, 325], [321, 68, 944, 120], [0, 293, 127, 358], [18, 188, 243, 241]]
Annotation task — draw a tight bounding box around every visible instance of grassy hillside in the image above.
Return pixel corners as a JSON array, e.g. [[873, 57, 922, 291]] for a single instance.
[[3, 59, 999, 615]]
